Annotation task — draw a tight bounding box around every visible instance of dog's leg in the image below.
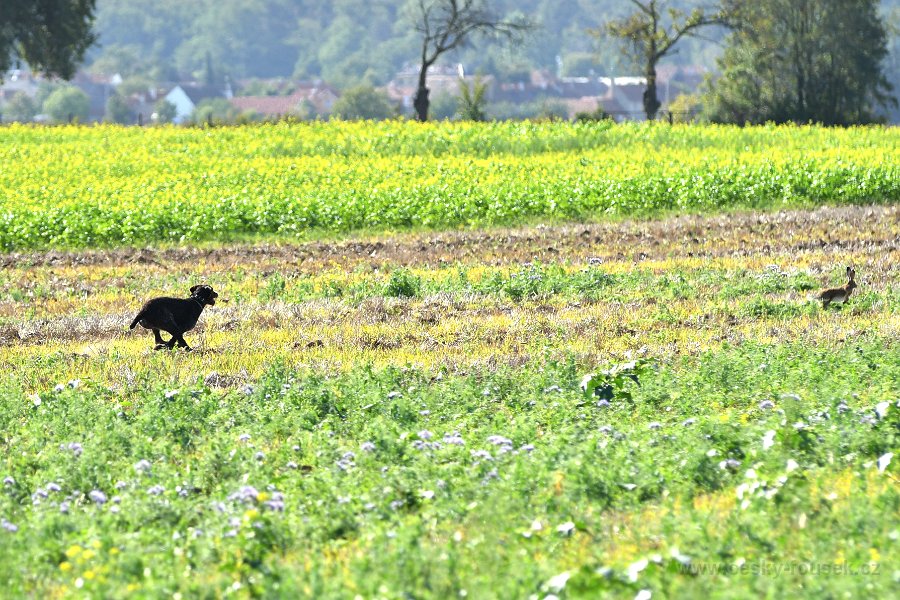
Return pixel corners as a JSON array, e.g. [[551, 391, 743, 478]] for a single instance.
[[174, 334, 192, 351], [152, 329, 170, 350], [151, 315, 182, 351]]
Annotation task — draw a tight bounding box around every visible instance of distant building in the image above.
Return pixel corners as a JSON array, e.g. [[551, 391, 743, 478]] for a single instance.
[[385, 63, 707, 121], [164, 83, 231, 124], [385, 63, 473, 111], [545, 75, 648, 120], [597, 76, 647, 118], [0, 69, 40, 102], [490, 71, 611, 105], [229, 83, 340, 118], [71, 72, 115, 122], [656, 65, 708, 105]]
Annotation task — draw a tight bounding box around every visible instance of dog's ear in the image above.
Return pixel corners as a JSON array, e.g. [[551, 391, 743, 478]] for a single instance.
[[190, 285, 199, 293]]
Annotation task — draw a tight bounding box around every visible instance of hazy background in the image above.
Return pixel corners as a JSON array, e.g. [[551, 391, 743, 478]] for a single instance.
[[4, 1, 899, 124], [85, 0, 744, 86]]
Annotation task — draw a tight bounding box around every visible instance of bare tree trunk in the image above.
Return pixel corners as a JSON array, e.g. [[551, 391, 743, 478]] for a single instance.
[[644, 18, 661, 121], [644, 64, 661, 120], [603, 0, 721, 122], [414, 66, 430, 122], [409, 0, 532, 122]]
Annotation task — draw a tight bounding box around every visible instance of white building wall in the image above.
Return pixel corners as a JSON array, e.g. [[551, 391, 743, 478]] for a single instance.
[[164, 87, 196, 124]]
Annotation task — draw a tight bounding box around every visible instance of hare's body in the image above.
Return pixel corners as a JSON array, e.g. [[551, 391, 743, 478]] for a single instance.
[[818, 267, 856, 307]]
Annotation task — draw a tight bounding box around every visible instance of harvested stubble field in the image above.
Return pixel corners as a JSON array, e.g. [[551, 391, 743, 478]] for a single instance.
[[1, 205, 898, 385], [1, 200, 898, 598]]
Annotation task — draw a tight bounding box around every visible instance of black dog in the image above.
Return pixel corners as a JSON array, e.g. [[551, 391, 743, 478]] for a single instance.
[[130, 285, 219, 350]]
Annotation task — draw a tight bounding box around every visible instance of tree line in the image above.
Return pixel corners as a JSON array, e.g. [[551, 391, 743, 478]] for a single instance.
[[2, 0, 898, 125]]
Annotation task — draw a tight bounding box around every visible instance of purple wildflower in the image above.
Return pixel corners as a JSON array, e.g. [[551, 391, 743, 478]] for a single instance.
[[61, 442, 83, 457], [443, 432, 465, 446], [228, 486, 259, 503], [470, 449, 493, 461], [264, 492, 285, 512]]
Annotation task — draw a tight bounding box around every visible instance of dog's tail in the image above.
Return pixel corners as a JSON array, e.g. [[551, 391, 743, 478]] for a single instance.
[[129, 311, 145, 329]]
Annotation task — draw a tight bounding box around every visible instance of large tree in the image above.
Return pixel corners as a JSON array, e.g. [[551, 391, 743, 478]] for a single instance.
[[330, 85, 396, 120], [406, 0, 532, 121], [43, 86, 90, 122], [598, 1, 724, 121], [706, 0, 895, 125], [1, 0, 97, 79], [2, 91, 36, 122]]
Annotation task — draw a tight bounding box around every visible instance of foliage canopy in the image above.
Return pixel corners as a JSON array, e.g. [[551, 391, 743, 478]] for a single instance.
[[0, 0, 97, 79], [705, 0, 895, 124]]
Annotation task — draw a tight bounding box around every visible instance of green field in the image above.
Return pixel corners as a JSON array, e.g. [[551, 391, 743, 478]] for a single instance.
[[1, 122, 898, 250], [0, 123, 898, 598]]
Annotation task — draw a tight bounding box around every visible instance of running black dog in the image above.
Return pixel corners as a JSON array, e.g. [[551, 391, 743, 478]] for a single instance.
[[130, 285, 219, 350]]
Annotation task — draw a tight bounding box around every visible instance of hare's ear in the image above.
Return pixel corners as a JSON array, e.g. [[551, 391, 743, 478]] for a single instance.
[[190, 285, 199, 293], [849, 267, 856, 280], [845, 266, 852, 277]]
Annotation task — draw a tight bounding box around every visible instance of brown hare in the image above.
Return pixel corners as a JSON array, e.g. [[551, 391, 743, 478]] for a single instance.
[[818, 267, 857, 308]]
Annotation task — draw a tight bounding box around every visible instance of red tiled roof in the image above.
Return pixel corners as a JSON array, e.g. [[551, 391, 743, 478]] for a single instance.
[[230, 87, 339, 116], [615, 84, 645, 104], [562, 97, 601, 116], [230, 94, 303, 115], [598, 96, 626, 114]]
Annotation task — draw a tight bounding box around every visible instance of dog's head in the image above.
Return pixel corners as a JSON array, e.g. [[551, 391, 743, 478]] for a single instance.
[[190, 284, 219, 306]]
